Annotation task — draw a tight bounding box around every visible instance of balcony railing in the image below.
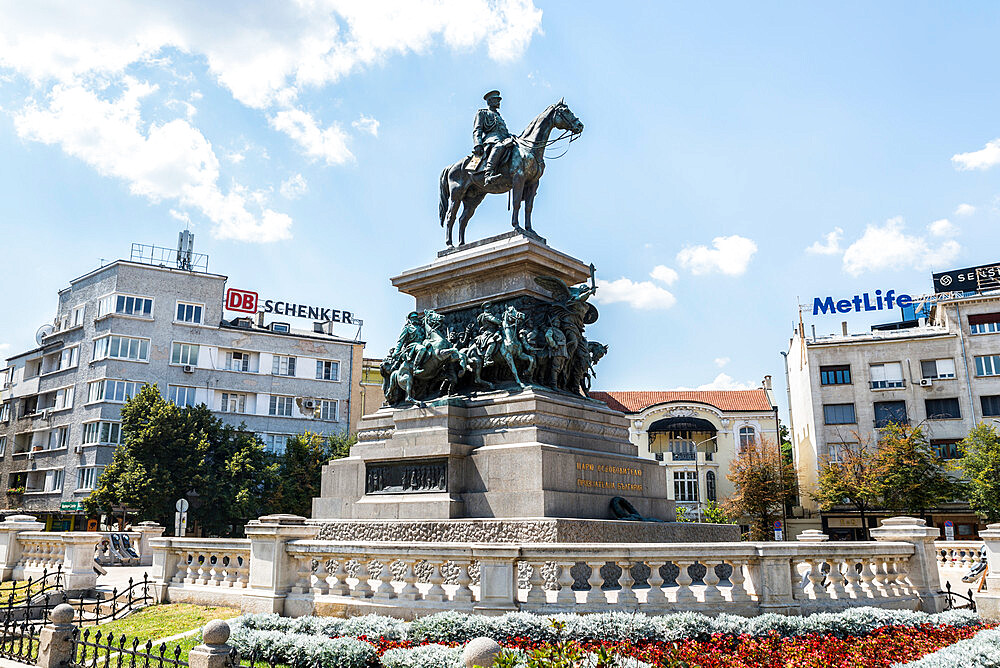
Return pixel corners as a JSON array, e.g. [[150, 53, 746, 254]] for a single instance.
[[870, 380, 906, 390]]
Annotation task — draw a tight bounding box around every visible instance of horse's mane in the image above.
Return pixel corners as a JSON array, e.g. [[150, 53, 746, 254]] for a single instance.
[[519, 103, 558, 139]]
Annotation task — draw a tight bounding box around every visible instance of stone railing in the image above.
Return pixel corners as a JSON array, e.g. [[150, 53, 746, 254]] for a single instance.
[[150, 537, 251, 605], [936, 541, 985, 571]]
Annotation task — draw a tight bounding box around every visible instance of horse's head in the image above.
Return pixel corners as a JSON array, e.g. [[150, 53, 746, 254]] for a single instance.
[[553, 98, 583, 135]]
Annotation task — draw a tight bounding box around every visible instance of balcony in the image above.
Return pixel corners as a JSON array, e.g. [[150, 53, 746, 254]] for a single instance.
[[870, 380, 906, 390]]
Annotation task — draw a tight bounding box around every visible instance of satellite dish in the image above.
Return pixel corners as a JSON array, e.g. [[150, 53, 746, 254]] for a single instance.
[[35, 324, 54, 345]]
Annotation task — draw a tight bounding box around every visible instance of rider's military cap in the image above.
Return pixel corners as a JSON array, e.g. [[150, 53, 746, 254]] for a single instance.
[[483, 90, 501, 101]]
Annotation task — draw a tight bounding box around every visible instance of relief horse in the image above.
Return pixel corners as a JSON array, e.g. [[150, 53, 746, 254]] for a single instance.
[[439, 99, 584, 247]]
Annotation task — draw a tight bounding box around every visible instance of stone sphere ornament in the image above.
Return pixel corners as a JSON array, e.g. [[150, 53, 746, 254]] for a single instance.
[[202, 619, 231, 646], [50, 603, 74, 624], [462, 637, 502, 668]]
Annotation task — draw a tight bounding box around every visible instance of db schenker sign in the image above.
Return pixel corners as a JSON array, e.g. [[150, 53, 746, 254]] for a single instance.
[[225, 288, 357, 324]]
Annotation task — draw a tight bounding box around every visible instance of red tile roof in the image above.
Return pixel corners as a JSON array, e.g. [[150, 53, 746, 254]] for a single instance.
[[592, 390, 773, 414]]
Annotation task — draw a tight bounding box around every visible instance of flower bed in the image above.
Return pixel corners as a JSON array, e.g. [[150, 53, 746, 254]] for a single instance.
[[229, 608, 992, 668]]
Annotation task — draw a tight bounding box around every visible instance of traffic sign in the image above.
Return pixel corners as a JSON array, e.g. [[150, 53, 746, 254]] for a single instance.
[[175, 498, 189, 513], [944, 520, 955, 541], [773, 519, 784, 541]]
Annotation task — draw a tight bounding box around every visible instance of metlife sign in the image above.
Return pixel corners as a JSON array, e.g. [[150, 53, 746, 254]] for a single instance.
[[225, 288, 358, 324], [812, 290, 912, 316], [932, 262, 1000, 294]]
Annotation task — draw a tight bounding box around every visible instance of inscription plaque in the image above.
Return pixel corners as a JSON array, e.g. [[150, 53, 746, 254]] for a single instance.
[[575, 461, 644, 492], [366, 459, 448, 494]]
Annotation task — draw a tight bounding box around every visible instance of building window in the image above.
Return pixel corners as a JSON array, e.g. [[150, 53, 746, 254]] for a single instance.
[[0, 436, 5, 456], [168, 386, 197, 407], [974, 355, 1000, 377], [823, 403, 856, 425], [261, 433, 290, 454], [921, 359, 956, 380], [738, 426, 756, 450], [667, 431, 696, 461], [228, 351, 251, 372], [99, 294, 153, 318], [221, 392, 247, 413], [870, 362, 904, 389], [56, 347, 79, 372], [269, 395, 293, 416], [821, 442, 854, 463], [654, 452, 664, 462], [94, 335, 150, 362], [271, 323, 290, 333], [272, 355, 296, 377], [176, 302, 204, 324], [316, 360, 340, 381], [820, 364, 851, 385], [88, 379, 142, 404], [874, 401, 907, 428], [78, 467, 104, 491], [319, 399, 339, 421], [673, 471, 698, 502], [47, 427, 69, 450], [706, 471, 717, 502], [170, 343, 199, 366], [71, 305, 85, 328], [969, 312, 1000, 335], [925, 397, 961, 420], [82, 421, 122, 445], [43, 470, 64, 493], [981, 395, 1000, 417], [932, 439, 961, 460], [0, 403, 8, 423]]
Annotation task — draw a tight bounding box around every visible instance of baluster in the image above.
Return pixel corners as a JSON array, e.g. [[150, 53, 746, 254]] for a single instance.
[[423, 561, 447, 602], [826, 559, 847, 598], [615, 561, 637, 606], [702, 561, 723, 603], [857, 558, 875, 597], [554, 562, 576, 606], [453, 561, 474, 603], [804, 559, 827, 598], [646, 561, 667, 606], [352, 558, 374, 598], [397, 559, 420, 601], [171, 551, 186, 583], [873, 558, 890, 595], [210, 554, 224, 586], [727, 559, 750, 602], [373, 560, 396, 600], [525, 562, 547, 605], [885, 557, 901, 595], [893, 557, 911, 593], [195, 552, 209, 585], [291, 555, 313, 594], [842, 559, 861, 598], [328, 560, 350, 596], [222, 556, 237, 587], [183, 552, 197, 584], [674, 560, 696, 604], [311, 558, 330, 595], [584, 561, 606, 606]]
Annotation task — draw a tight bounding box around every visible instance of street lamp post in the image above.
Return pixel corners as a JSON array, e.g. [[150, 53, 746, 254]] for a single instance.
[[692, 435, 718, 523]]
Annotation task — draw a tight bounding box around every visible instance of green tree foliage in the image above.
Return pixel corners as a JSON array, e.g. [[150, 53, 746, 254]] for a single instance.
[[956, 423, 1000, 522], [874, 422, 960, 519], [85, 384, 279, 536], [702, 500, 735, 524], [723, 438, 797, 540], [813, 440, 882, 540], [270, 432, 354, 518]]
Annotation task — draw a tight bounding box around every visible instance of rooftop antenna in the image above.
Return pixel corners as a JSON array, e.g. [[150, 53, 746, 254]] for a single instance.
[[177, 229, 195, 271]]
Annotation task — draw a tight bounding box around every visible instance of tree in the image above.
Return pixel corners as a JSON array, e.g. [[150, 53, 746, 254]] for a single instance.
[[874, 422, 960, 519], [956, 423, 1000, 522], [813, 440, 882, 540], [723, 438, 797, 540], [85, 384, 279, 536], [267, 432, 354, 518]]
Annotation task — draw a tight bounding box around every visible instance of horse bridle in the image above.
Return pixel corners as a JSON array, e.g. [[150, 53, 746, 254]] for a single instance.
[[514, 105, 582, 159]]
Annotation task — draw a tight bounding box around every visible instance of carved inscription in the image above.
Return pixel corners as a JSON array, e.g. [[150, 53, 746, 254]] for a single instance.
[[366, 460, 448, 494], [575, 461, 643, 492]]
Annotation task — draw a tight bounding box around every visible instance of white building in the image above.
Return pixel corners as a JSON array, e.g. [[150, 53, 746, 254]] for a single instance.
[[786, 289, 1000, 540]]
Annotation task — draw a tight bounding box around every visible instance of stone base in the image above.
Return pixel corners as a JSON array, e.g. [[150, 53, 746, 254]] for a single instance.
[[313, 388, 674, 522], [311, 518, 740, 543]]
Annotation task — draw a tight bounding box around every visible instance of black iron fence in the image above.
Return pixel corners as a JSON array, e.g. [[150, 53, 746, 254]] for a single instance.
[[2, 565, 63, 607], [69, 627, 188, 668], [71, 573, 153, 625], [942, 580, 977, 611], [0, 596, 47, 664]]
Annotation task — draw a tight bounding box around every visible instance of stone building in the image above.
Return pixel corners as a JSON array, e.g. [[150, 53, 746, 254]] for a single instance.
[[0, 246, 364, 530], [786, 289, 1000, 540], [592, 382, 778, 521]]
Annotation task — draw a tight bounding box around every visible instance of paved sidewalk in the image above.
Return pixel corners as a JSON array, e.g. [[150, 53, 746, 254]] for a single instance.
[[96, 565, 150, 590]]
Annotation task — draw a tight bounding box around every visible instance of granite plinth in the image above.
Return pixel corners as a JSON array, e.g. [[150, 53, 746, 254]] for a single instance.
[[313, 388, 674, 522], [391, 232, 589, 314], [310, 518, 739, 543]]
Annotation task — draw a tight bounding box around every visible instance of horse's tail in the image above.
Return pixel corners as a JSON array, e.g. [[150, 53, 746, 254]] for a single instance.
[[439, 165, 450, 227]]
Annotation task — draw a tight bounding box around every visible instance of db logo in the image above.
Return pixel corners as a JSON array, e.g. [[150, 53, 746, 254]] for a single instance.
[[225, 288, 258, 314]]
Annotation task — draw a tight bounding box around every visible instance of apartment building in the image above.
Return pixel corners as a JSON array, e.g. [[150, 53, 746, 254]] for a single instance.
[[786, 288, 1000, 540], [0, 244, 364, 529]]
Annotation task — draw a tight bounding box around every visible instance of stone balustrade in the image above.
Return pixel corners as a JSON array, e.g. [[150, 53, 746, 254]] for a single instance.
[[936, 541, 985, 570], [150, 537, 251, 606]]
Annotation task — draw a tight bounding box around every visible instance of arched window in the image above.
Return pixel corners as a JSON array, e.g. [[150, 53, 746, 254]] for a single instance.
[[739, 426, 756, 450], [706, 471, 717, 502]]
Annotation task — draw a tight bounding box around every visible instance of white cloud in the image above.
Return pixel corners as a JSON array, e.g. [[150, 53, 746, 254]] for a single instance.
[[649, 265, 678, 285], [14, 80, 291, 242], [595, 277, 676, 310], [928, 218, 958, 237], [676, 235, 757, 276], [280, 173, 308, 199], [675, 373, 757, 391], [269, 108, 352, 165], [714, 357, 730, 368], [841, 217, 960, 277], [227, 152, 245, 164], [952, 139, 1000, 171], [0, 343, 9, 356], [351, 114, 379, 137], [806, 227, 843, 255], [955, 203, 976, 216]]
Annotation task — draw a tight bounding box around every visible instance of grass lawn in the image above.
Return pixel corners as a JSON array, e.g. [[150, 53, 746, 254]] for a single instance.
[[92, 603, 239, 641]]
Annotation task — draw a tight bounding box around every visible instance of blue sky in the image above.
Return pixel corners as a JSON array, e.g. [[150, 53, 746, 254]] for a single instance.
[[2, 2, 1000, 420]]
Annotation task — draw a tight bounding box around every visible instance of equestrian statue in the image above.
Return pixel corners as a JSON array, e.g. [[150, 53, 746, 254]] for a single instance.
[[439, 90, 584, 247]]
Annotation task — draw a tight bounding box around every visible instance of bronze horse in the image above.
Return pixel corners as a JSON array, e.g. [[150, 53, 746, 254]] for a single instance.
[[439, 99, 583, 247]]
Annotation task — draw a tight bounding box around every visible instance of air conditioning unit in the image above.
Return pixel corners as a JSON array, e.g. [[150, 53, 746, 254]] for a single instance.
[[73, 445, 83, 454], [919, 378, 933, 387], [302, 399, 317, 410], [182, 365, 195, 373], [26, 452, 34, 461]]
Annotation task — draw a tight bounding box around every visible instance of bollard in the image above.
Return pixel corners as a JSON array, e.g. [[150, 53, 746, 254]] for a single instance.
[[36, 603, 75, 668]]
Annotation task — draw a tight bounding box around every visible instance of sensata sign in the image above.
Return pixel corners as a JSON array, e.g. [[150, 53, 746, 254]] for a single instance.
[[812, 290, 913, 316], [225, 288, 357, 324]]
